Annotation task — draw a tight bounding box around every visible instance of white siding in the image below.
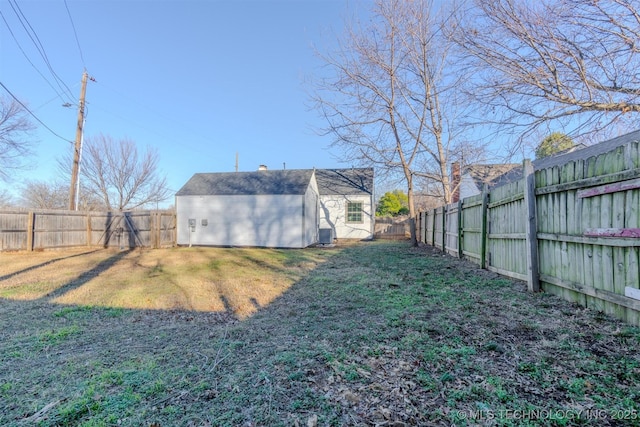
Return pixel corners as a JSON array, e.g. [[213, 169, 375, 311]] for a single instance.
[[319, 194, 373, 240], [177, 194, 309, 248], [459, 173, 481, 200]]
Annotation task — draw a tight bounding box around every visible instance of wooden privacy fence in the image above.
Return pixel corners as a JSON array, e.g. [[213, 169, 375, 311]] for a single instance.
[[374, 216, 410, 239], [421, 166, 536, 285], [0, 209, 176, 251], [419, 140, 640, 326]]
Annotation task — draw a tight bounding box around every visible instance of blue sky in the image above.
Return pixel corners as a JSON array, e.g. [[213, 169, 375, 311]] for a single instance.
[[0, 0, 369, 205]]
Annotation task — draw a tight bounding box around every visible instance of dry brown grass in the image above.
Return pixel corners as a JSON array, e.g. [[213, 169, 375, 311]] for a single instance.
[[0, 246, 328, 318]]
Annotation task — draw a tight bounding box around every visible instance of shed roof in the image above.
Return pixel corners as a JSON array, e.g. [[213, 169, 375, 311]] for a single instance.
[[176, 169, 315, 196], [315, 168, 374, 196], [177, 167, 375, 197], [462, 163, 521, 190]]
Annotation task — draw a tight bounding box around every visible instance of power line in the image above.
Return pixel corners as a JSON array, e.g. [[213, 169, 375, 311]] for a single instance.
[[0, 10, 74, 106], [63, 0, 85, 67], [7, 0, 75, 104], [35, 86, 79, 110], [0, 81, 73, 144]]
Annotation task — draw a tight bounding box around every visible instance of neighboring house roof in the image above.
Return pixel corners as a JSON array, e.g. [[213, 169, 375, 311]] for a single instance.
[[315, 168, 374, 196], [462, 163, 522, 191], [548, 142, 587, 158], [533, 129, 640, 170], [176, 169, 315, 196], [492, 129, 640, 185]]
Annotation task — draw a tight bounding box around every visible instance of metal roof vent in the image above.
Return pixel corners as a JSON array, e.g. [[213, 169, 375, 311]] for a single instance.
[[258, 164, 268, 171]]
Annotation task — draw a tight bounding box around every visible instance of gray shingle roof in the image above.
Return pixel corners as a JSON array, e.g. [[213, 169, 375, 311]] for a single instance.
[[176, 169, 315, 196], [315, 168, 374, 196], [176, 167, 375, 197], [463, 164, 521, 190]]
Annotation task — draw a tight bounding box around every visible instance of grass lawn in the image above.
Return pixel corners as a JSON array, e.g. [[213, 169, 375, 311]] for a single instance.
[[1, 241, 639, 426]]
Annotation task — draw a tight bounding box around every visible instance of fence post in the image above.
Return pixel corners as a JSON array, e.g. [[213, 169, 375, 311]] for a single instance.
[[442, 205, 447, 253], [480, 184, 489, 269], [431, 209, 436, 246], [523, 159, 540, 292], [155, 211, 162, 249], [150, 211, 156, 249], [86, 213, 92, 247], [26, 211, 35, 251], [457, 199, 463, 259]]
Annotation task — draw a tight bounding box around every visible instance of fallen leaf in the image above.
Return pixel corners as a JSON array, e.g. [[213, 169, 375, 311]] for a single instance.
[[380, 406, 391, 419], [307, 414, 318, 427], [343, 391, 361, 404]]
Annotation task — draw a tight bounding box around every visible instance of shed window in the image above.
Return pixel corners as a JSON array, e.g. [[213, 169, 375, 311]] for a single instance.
[[346, 202, 363, 223]]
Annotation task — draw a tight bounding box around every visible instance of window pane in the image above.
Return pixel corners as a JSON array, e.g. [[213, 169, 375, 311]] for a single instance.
[[347, 202, 363, 223]]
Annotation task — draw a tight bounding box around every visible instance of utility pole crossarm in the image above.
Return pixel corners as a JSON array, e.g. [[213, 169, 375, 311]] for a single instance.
[[69, 70, 88, 211]]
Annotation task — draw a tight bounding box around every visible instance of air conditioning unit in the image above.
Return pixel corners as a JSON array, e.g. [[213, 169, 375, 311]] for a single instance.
[[319, 228, 334, 244]]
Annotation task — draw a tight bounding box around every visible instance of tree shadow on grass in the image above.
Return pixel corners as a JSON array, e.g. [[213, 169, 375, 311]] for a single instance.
[[42, 250, 132, 302], [219, 294, 237, 318], [0, 250, 100, 283]]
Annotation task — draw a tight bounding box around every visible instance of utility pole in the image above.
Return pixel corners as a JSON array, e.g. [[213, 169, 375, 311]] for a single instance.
[[69, 70, 88, 210]]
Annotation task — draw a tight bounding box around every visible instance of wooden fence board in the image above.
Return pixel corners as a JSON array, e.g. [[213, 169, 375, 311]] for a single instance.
[[460, 193, 484, 265], [0, 211, 28, 251], [578, 177, 640, 199], [584, 228, 640, 238], [434, 207, 444, 250], [425, 210, 434, 245], [374, 217, 410, 240], [444, 203, 459, 256], [484, 178, 528, 280], [419, 137, 640, 326], [0, 209, 176, 251], [523, 160, 540, 292]]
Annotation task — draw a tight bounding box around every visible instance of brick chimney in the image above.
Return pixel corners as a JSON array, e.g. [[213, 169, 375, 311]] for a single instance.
[[451, 162, 461, 203]]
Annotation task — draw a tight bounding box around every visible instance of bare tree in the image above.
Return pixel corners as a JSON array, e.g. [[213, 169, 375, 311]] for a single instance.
[[312, 0, 479, 243], [0, 96, 36, 181], [68, 134, 170, 211], [452, 0, 640, 143], [20, 180, 103, 210], [20, 180, 69, 209], [0, 188, 15, 208]]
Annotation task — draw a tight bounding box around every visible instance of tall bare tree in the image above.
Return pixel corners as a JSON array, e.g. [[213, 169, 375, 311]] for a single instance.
[[312, 0, 478, 243], [68, 134, 170, 211], [0, 96, 36, 181], [453, 0, 640, 142], [19, 180, 103, 210]]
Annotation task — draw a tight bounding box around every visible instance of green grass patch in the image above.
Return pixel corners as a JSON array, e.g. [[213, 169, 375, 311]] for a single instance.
[[37, 325, 81, 346]]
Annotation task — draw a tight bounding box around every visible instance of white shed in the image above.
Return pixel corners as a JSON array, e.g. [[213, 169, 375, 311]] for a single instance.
[[176, 169, 319, 248]]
